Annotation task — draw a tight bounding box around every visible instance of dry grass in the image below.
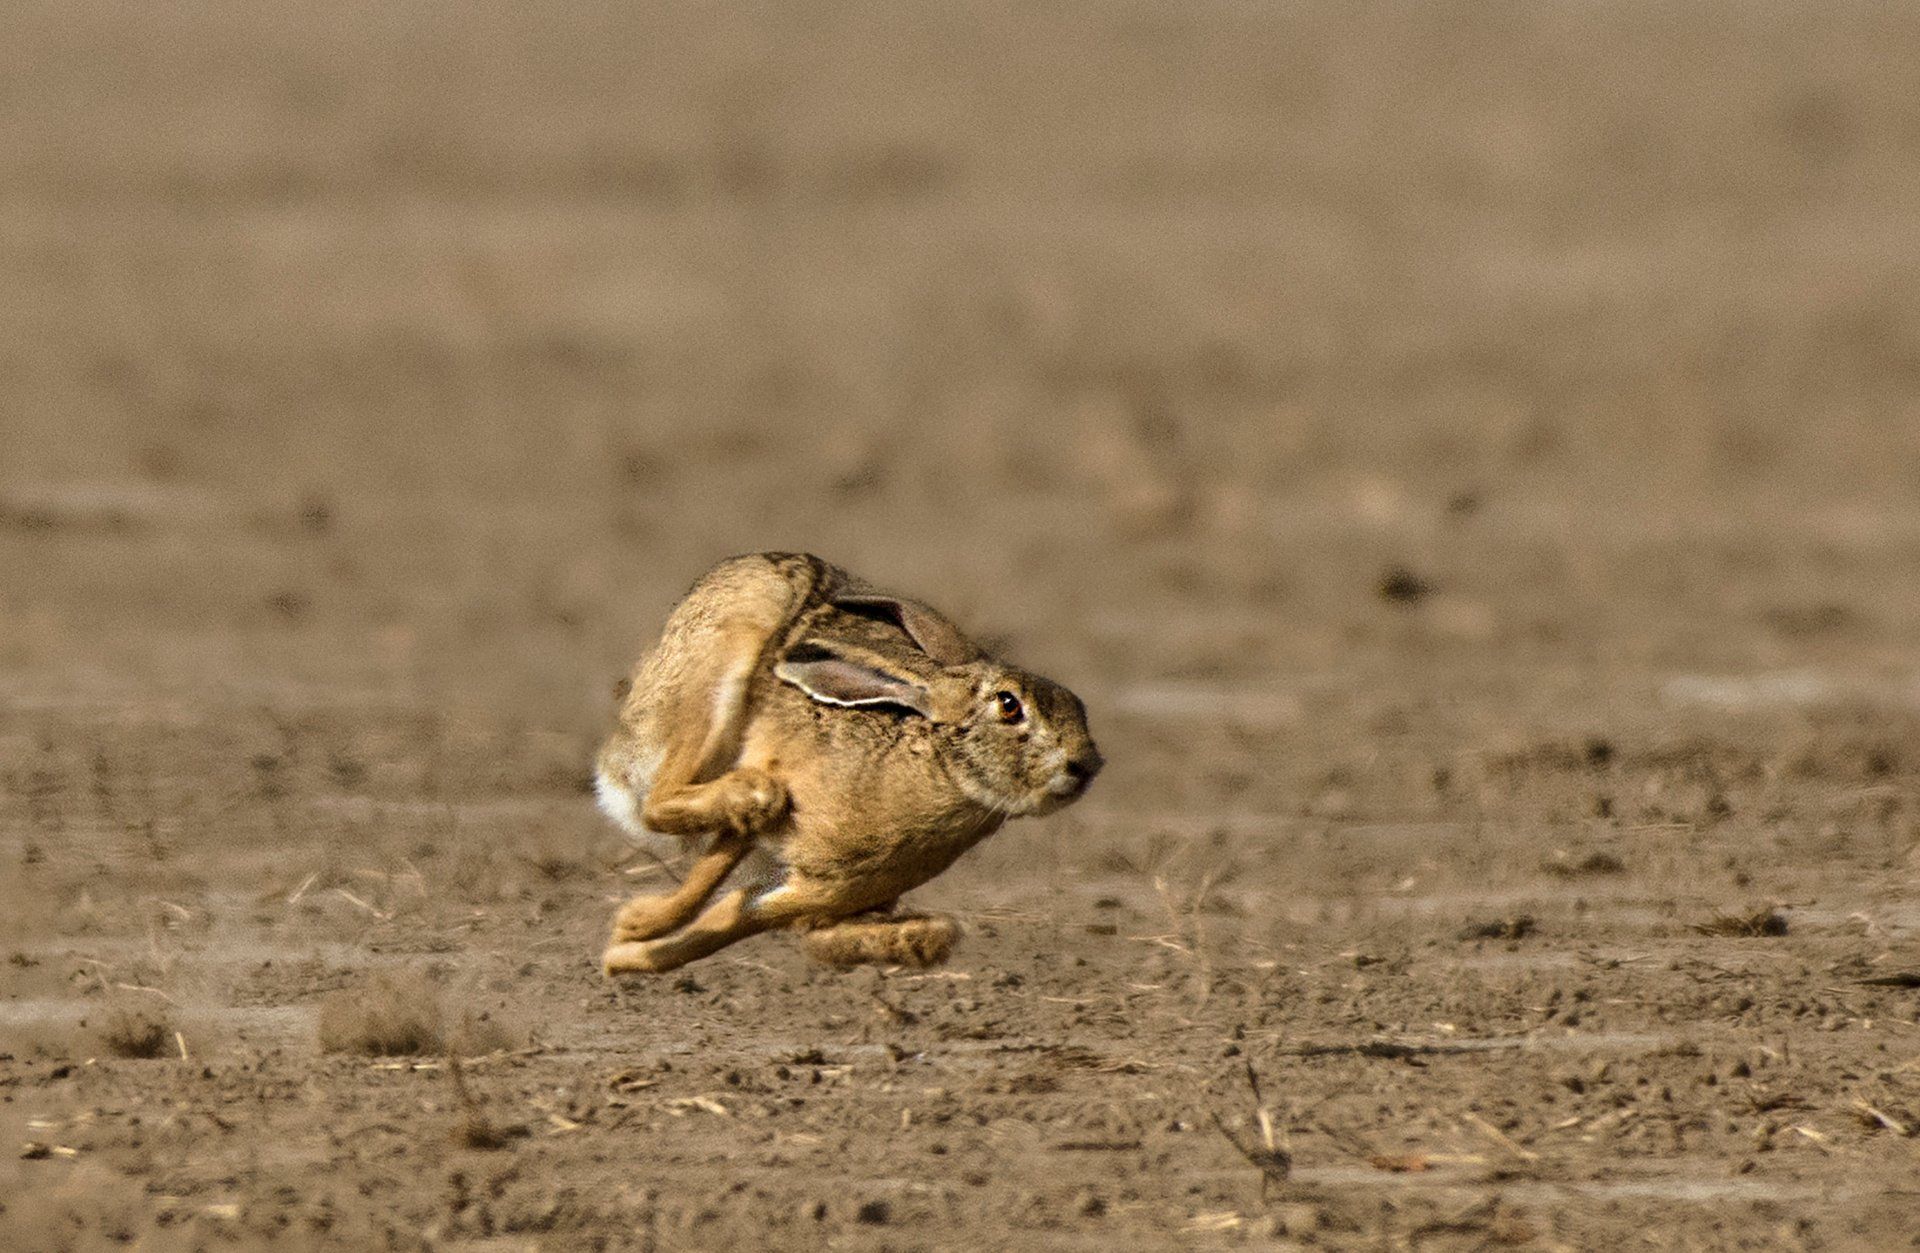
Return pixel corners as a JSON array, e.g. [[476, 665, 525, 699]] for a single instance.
[[1692, 908, 1790, 938], [316, 971, 521, 1057], [1208, 1060, 1291, 1201], [93, 1007, 173, 1060]]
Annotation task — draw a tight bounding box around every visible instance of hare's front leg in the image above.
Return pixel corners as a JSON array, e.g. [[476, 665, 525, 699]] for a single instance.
[[603, 875, 847, 975], [605, 761, 786, 945], [604, 886, 767, 974], [610, 831, 752, 943]]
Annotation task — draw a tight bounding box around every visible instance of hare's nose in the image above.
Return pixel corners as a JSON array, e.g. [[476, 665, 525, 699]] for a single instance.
[[1064, 751, 1103, 785]]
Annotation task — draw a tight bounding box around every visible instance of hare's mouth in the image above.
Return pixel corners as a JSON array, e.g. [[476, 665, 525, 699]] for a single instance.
[[950, 749, 1100, 818], [1032, 753, 1100, 812]]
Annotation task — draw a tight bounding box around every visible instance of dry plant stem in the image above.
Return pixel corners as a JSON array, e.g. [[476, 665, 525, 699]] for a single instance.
[[1464, 1112, 1540, 1163], [447, 1052, 510, 1151], [1189, 866, 1221, 1007], [1154, 870, 1220, 1008], [1210, 1059, 1290, 1200], [1853, 1101, 1912, 1137]]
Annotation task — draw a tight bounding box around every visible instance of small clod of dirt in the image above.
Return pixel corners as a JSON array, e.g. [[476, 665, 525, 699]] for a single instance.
[[1460, 915, 1537, 941], [1542, 850, 1626, 877], [1691, 909, 1789, 937], [1377, 566, 1434, 604], [1762, 602, 1858, 638], [265, 589, 311, 621], [297, 494, 335, 535], [455, 1114, 516, 1151]]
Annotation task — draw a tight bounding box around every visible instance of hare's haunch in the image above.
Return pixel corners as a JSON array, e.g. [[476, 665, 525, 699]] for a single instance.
[[596, 553, 1101, 975]]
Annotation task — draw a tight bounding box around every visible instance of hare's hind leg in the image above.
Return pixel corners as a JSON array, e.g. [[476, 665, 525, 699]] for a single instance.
[[801, 912, 958, 969], [636, 616, 793, 841], [605, 612, 792, 950], [633, 555, 831, 841]]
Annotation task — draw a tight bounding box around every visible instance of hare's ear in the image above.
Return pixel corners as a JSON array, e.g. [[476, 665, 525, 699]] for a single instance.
[[775, 641, 936, 718], [832, 594, 984, 666]]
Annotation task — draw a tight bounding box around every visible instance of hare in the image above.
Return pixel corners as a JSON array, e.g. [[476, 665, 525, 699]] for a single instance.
[[596, 552, 1101, 975]]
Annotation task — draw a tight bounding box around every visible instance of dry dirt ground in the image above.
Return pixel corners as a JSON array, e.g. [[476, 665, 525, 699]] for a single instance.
[[5, 1, 1920, 1249]]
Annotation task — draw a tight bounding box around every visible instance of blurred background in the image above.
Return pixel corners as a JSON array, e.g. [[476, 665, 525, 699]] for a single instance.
[[6, 0, 1918, 736], [5, 3, 1920, 1244]]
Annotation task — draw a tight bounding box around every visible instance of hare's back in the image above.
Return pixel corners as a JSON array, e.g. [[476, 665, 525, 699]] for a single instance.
[[604, 553, 839, 789], [634, 553, 825, 693]]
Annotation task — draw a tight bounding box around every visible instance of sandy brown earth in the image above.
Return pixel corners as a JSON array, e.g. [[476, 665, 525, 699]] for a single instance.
[[5, 1, 1920, 1248]]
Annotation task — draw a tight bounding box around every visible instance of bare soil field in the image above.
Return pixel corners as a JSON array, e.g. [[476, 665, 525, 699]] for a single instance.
[[4, 1, 1920, 1248]]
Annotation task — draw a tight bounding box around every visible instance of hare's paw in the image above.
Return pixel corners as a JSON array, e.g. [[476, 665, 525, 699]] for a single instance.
[[882, 914, 958, 967], [611, 894, 681, 943], [801, 913, 958, 969], [714, 768, 789, 837], [642, 769, 789, 838], [602, 939, 673, 976]]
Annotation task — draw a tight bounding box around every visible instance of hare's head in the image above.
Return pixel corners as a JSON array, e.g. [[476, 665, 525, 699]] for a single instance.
[[937, 662, 1103, 816], [774, 591, 1102, 817]]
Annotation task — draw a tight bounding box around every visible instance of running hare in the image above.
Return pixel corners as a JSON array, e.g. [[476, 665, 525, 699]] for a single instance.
[[596, 552, 1101, 974]]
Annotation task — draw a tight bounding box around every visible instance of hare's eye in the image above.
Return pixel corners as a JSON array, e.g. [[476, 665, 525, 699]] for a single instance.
[[995, 690, 1025, 723]]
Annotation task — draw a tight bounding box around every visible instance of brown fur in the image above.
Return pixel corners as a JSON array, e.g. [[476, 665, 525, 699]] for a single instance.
[[801, 914, 959, 969], [597, 553, 1100, 974]]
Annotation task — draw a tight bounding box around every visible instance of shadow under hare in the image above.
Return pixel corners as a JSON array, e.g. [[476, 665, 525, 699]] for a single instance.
[[596, 552, 1102, 975]]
